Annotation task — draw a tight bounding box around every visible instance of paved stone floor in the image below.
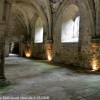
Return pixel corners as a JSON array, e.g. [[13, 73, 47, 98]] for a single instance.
[[0, 55, 100, 100]]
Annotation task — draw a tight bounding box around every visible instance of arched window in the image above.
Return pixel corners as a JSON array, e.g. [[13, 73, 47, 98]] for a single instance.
[[34, 17, 43, 43], [61, 4, 80, 43]]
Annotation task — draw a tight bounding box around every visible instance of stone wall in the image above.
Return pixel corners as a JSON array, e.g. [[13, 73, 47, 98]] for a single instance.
[[3, 0, 100, 71], [5, 42, 10, 57], [52, 1, 93, 69], [53, 15, 79, 65], [32, 43, 44, 59]]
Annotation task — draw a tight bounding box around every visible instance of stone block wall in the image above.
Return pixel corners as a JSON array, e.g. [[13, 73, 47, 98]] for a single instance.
[[52, 3, 94, 69], [3, 0, 100, 71], [52, 15, 79, 65], [32, 43, 44, 59], [5, 43, 9, 57]]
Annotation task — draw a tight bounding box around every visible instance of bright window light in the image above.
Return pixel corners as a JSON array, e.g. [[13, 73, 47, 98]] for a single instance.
[[34, 17, 43, 43], [61, 4, 80, 43], [61, 16, 80, 42], [61, 16, 80, 43]]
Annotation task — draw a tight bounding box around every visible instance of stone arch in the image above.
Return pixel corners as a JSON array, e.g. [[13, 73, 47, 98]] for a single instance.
[[30, 14, 38, 40], [12, 0, 51, 40], [8, 11, 27, 38], [93, 0, 100, 37], [61, 4, 80, 43], [52, 0, 95, 67], [15, 0, 48, 29], [52, 3, 81, 64], [44, 0, 52, 39], [11, 11, 27, 34], [54, 0, 94, 36], [11, 6, 31, 35], [80, 0, 95, 37]]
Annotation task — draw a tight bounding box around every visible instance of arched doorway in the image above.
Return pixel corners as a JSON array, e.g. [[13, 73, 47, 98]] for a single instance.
[[9, 41, 19, 55]]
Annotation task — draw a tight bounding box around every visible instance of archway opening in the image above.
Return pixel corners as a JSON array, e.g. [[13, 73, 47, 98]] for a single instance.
[[61, 4, 80, 43], [9, 40, 19, 56]]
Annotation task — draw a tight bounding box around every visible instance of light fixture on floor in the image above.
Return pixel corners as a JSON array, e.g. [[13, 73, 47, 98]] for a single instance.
[[24, 43, 31, 58], [25, 49, 31, 58], [92, 59, 99, 71], [47, 50, 52, 61]]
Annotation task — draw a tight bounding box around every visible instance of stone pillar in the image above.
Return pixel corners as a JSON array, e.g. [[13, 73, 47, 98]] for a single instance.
[[0, 24, 6, 86], [24, 41, 32, 58], [5, 42, 10, 57], [30, 41, 33, 58], [0, 24, 9, 86], [0, 0, 12, 86], [45, 40, 53, 61], [19, 41, 23, 57], [94, 0, 100, 37], [0, 43, 5, 79]]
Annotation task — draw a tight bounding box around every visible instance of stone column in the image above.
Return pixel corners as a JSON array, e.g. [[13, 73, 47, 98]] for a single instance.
[[45, 40, 53, 61], [24, 41, 32, 58], [0, 0, 12, 86], [30, 41, 33, 58], [0, 24, 9, 86], [94, 0, 100, 37], [0, 43, 5, 79], [5, 41, 10, 57], [19, 41, 23, 57]]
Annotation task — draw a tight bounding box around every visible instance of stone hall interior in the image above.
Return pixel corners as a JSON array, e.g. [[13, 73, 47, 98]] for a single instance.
[[1, 0, 100, 100]]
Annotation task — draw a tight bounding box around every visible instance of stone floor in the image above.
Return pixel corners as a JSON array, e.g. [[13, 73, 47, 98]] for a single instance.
[[0, 55, 100, 100]]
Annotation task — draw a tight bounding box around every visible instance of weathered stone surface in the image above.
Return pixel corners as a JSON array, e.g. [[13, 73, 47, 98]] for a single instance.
[[1, 56, 100, 100]]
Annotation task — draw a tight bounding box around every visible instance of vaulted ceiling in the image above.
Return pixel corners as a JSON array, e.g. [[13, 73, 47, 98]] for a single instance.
[[6, 0, 96, 42]]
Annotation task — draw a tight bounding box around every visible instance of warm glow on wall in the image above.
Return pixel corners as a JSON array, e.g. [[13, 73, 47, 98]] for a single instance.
[[48, 54, 52, 61], [92, 59, 99, 71], [47, 50, 52, 61], [24, 43, 31, 58], [25, 49, 31, 58]]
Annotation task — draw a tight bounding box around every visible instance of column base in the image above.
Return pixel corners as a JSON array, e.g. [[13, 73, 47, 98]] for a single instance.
[[0, 77, 10, 87]]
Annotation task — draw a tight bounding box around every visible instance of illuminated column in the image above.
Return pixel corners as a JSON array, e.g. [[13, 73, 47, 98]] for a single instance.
[[24, 41, 32, 58], [46, 40, 53, 61], [91, 43, 100, 71]]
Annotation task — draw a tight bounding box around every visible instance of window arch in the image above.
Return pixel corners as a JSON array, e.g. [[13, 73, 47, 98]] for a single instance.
[[61, 4, 80, 43], [34, 17, 43, 43]]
